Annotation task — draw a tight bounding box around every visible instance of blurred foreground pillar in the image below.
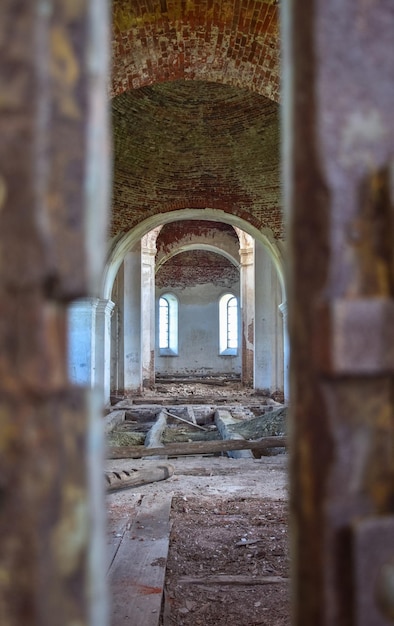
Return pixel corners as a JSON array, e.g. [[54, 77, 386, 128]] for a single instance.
[[283, 0, 394, 624], [0, 1, 110, 625]]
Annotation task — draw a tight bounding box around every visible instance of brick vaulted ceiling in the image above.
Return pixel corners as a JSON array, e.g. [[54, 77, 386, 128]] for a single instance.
[[110, 0, 282, 240], [112, 0, 280, 98]]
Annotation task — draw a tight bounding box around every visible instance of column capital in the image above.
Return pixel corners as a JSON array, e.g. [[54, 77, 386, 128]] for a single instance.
[[279, 301, 288, 319], [141, 245, 157, 258], [70, 297, 100, 312], [239, 247, 254, 266], [96, 298, 115, 316]]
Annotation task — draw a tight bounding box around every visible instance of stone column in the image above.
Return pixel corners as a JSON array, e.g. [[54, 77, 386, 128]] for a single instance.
[[68, 298, 99, 387], [141, 233, 158, 388], [278, 301, 289, 403], [95, 299, 115, 405], [123, 243, 142, 394], [109, 270, 122, 397], [238, 234, 255, 387], [254, 241, 284, 394]]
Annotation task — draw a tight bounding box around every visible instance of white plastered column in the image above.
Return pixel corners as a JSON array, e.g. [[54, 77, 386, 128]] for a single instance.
[[254, 240, 284, 393], [123, 243, 142, 394], [141, 229, 160, 388], [68, 298, 99, 387], [279, 301, 289, 402], [68, 297, 115, 405], [95, 299, 115, 405], [237, 230, 255, 387]]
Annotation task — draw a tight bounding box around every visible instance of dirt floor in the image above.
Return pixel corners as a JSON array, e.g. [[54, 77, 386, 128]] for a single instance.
[[164, 495, 289, 626], [106, 381, 290, 626]]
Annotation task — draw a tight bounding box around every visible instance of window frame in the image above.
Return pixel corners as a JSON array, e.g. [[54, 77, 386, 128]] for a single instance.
[[158, 293, 178, 356], [219, 292, 239, 356]]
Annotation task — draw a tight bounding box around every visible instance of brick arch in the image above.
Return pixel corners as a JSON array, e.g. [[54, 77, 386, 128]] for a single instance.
[[112, 198, 267, 239], [103, 208, 285, 301], [112, 0, 280, 101]]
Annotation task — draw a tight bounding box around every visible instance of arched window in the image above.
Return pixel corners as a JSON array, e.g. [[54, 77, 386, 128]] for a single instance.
[[219, 293, 239, 355], [159, 297, 170, 349], [158, 293, 178, 355]]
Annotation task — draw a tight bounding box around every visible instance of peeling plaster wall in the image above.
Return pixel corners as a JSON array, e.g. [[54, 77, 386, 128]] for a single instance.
[[156, 220, 240, 267]]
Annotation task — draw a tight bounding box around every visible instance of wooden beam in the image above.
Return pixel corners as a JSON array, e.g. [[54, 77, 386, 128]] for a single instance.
[[145, 411, 167, 448], [162, 409, 207, 431], [214, 408, 254, 459], [107, 436, 287, 459], [178, 575, 289, 586]]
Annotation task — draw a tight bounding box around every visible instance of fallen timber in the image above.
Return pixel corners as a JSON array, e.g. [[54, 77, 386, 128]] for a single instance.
[[162, 408, 208, 431], [105, 463, 174, 491], [107, 435, 287, 459], [214, 408, 254, 459]]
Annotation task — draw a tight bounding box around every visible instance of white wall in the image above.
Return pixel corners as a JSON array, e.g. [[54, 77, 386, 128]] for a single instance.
[[156, 282, 241, 377]]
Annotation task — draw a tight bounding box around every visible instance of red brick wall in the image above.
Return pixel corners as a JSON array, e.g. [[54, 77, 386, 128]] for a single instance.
[[112, 0, 280, 101], [157, 220, 238, 252], [156, 249, 239, 288]]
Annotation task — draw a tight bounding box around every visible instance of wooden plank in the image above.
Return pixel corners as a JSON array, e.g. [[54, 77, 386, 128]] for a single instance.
[[178, 575, 289, 586], [106, 494, 143, 571], [163, 409, 207, 431], [107, 516, 129, 573], [186, 405, 197, 425], [109, 493, 173, 626], [107, 436, 287, 459]]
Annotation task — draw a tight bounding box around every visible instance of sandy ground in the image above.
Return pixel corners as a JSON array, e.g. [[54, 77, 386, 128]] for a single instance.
[[106, 455, 288, 501]]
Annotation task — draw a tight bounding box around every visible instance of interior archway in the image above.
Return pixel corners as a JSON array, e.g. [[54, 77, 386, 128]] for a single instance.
[[103, 209, 285, 301], [103, 213, 287, 400]]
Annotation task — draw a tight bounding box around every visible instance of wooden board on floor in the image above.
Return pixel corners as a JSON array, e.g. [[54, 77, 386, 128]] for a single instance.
[[108, 492, 173, 626], [178, 574, 289, 585], [106, 493, 143, 572]]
